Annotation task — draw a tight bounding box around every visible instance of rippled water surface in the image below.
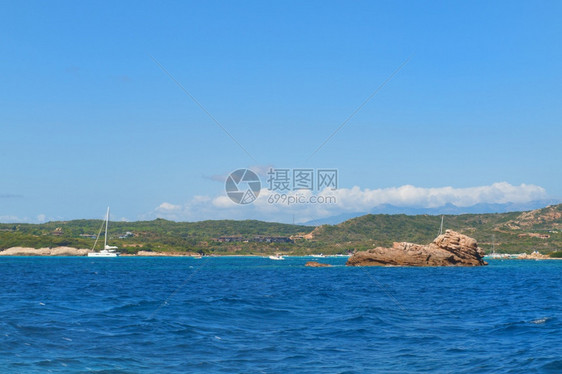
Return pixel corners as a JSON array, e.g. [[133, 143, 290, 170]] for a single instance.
[[1, 257, 561, 373]]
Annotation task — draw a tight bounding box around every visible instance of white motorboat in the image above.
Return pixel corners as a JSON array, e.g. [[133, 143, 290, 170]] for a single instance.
[[268, 254, 284, 260]]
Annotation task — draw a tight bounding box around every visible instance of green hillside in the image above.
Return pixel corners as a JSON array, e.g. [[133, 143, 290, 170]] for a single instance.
[[311, 204, 562, 253], [1, 204, 561, 255], [0, 219, 312, 254]]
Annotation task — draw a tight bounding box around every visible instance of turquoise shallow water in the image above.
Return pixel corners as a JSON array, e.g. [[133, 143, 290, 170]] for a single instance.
[[0, 257, 561, 373]]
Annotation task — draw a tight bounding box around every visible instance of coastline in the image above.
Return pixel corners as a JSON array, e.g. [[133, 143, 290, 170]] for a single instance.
[[0, 247, 296, 257], [0, 246, 560, 260], [0, 247, 200, 257]]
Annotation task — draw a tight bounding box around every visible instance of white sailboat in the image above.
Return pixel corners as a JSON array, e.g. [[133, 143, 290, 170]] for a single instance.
[[88, 207, 119, 257], [486, 234, 508, 259]]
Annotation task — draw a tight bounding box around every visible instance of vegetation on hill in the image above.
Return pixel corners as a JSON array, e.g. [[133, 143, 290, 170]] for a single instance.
[[0, 204, 560, 255], [0, 219, 312, 254], [311, 204, 562, 254]]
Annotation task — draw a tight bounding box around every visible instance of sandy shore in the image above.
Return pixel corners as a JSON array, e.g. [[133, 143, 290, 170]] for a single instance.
[[1, 246, 560, 259], [0, 247, 203, 257], [0, 247, 90, 256]]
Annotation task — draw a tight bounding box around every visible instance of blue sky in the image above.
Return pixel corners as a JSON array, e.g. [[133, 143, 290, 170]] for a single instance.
[[1, 1, 561, 223]]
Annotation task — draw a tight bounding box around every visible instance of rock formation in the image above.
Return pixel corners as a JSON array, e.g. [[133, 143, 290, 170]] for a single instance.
[[305, 261, 331, 267], [346, 230, 487, 267], [0, 246, 89, 256], [517, 251, 550, 260]]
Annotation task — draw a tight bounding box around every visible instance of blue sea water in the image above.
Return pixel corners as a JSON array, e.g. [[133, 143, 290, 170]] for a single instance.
[[0, 257, 561, 373]]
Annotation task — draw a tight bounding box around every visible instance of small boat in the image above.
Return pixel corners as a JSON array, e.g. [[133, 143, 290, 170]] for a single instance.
[[88, 207, 119, 257], [268, 254, 285, 260], [312, 254, 325, 258]]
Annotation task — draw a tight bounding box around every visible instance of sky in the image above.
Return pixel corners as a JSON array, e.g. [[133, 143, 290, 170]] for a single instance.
[[1, 1, 561, 223]]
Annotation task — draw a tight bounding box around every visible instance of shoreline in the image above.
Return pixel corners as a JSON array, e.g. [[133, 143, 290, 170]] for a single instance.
[[0, 247, 202, 257], [0, 246, 560, 260], [0, 246, 321, 258]]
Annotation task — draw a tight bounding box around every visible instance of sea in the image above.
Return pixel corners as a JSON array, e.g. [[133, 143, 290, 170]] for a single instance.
[[1, 257, 561, 373]]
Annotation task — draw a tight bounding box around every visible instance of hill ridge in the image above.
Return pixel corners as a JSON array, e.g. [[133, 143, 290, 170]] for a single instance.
[[1, 204, 560, 254]]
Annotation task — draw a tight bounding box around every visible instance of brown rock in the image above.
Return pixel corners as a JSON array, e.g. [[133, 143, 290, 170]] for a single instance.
[[305, 261, 331, 267], [517, 251, 549, 260], [346, 230, 487, 267]]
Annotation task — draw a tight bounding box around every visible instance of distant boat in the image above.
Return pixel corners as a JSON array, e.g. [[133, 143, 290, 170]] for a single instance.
[[486, 234, 507, 259], [268, 254, 284, 260], [312, 254, 325, 258], [88, 207, 119, 257]]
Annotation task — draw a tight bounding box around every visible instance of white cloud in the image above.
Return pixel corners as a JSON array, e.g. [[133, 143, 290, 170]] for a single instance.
[[144, 182, 549, 223], [329, 182, 547, 210], [0, 215, 27, 223], [156, 202, 182, 211], [0, 214, 56, 223]]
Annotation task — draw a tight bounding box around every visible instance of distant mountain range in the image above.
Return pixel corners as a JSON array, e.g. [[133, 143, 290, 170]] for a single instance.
[[303, 199, 561, 226]]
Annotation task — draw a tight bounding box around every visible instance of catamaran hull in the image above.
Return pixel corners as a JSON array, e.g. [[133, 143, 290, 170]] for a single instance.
[[87, 252, 119, 257]]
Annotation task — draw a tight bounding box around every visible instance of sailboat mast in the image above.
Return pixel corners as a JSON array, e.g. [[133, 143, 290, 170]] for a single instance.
[[104, 207, 110, 248], [439, 215, 444, 236]]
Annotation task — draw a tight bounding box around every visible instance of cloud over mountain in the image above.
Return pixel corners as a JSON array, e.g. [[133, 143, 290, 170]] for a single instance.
[[148, 182, 549, 223]]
